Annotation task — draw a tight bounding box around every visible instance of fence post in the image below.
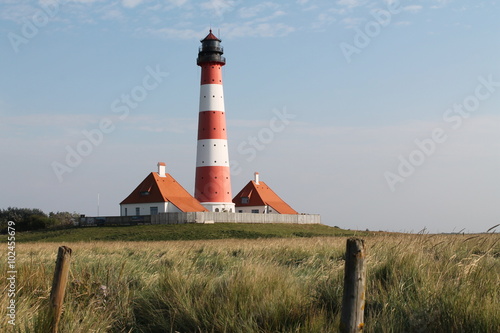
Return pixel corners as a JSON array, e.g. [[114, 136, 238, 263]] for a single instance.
[[49, 246, 72, 333], [340, 238, 366, 333]]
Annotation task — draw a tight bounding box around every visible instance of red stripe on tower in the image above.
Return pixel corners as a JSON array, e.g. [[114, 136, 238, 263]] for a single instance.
[[194, 30, 235, 212]]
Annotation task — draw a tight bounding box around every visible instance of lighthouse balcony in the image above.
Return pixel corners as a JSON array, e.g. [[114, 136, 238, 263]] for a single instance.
[[197, 54, 226, 65]]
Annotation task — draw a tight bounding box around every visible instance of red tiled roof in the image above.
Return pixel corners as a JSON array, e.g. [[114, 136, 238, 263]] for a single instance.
[[201, 29, 220, 41], [120, 172, 208, 212], [232, 180, 298, 214]]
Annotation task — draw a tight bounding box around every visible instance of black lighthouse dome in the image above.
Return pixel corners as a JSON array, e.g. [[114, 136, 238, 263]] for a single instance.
[[197, 30, 226, 65]]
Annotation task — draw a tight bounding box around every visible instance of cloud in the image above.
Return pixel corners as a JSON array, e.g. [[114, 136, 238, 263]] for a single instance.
[[200, 0, 236, 17], [254, 10, 286, 23], [168, 0, 188, 6], [0, 113, 200, 144], [122, 116, 197, 133], [440, 115, 500, 158], [310, 7, 347, 29], [0, 3, 39, 23], [0, 113, 104, 140], [101, 8, 125, 21], [0, 113, 98, 128], [395, 21, 411, 26], [139, 27, 205, 40], [289, 114, 500, 158], [221, 22, 295, 38], [238, 2, 279, 19], [64, 0, 104, 3], [121, 0, 145, 9], [229, 119, 271, 128], [404, 5, 423, 13], [312, 11, 335, 28], [142, 19, 295, 40], [340, 16, 364, 29], [336, 0, 366, 9], [430, 0, 452, 9]]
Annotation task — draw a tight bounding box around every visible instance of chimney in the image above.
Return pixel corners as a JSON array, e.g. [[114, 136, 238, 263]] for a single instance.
[[254, 172, 260, 185], [157, 162, 166, 177]]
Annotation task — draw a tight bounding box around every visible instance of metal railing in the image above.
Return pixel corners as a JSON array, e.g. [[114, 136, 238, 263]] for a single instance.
[[199, 46, 223, 53], [197, 55, 226, 65]]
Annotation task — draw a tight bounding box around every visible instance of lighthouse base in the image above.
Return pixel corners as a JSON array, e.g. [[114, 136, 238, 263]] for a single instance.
[[201, 202, 236, 213]]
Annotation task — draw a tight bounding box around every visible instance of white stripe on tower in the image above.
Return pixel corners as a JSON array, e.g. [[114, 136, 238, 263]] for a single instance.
[[194, 30, 235, 213], [199, 85, 225, 111]]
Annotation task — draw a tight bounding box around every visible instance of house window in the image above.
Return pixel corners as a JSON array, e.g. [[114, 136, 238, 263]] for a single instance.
[[251, 209, 259, 214], [124, 208, 128, 216], [215, 208, 220, 212], [238, 210, 243, 213], [135, 207, 140, 216], [241, 197, 249, 204], [150, 207, 158, 215]]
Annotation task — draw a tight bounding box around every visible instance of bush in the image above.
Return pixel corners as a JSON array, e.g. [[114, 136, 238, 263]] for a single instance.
[[21, 215, 52, 231], [0, 207, 79, 232]]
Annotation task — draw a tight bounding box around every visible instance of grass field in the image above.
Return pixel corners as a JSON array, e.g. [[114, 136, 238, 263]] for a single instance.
[[14, 223, 367, 242], [1, 229, 499, 332]]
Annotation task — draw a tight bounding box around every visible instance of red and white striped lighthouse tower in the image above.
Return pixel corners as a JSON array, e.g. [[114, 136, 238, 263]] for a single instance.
[[194, 30, 235, 212]]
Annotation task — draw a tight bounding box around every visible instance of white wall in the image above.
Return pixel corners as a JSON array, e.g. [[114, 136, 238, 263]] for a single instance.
[[202, 202, 236, 213], [235, 205, 279, 214], [120, 202, 182, 216]]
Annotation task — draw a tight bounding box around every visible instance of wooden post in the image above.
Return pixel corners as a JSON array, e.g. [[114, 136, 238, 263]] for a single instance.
[[340, 238, 366, 333], [49, 246, 72, 333]]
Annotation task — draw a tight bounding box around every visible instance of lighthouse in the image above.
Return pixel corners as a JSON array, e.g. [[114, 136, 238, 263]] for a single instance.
[[194, 30, 235, 212]]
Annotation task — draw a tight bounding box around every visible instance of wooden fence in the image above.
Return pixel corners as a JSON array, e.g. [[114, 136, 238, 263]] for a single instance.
[[79, 212, 321, 226]]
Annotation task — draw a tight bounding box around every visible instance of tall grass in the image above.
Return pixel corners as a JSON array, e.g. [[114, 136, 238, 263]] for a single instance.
[[1, 234, 498, 332]]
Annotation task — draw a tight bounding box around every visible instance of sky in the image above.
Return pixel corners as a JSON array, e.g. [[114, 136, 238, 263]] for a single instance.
[[1, 0, 499, 233]]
